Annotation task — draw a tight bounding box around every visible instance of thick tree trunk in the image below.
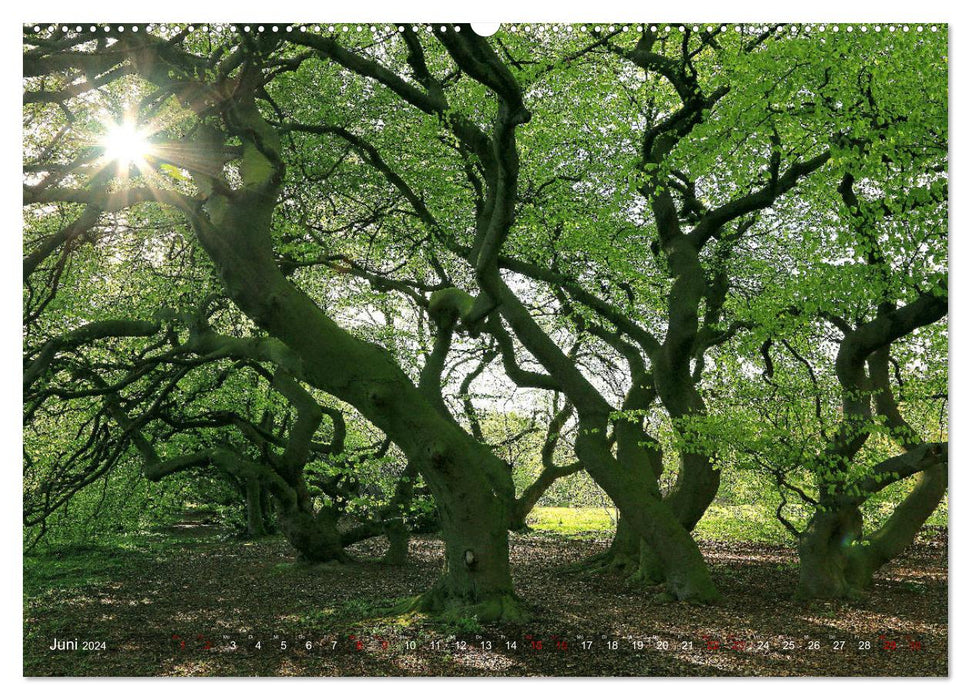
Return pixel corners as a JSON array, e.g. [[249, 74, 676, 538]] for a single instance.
[[597, 370, 720, 588], [259, 485, 276, 534], [799, 464, 947, 598], [277, 505, 349, 564], [592, 386, 666, 579], [382, 462, 417, 565], [626, 450, 718, 587], [631, 542, 666, 585], [576, 431, 720, 603], [244, 477, 268, 538], [576, 514, 641, 574], [666, 453, 721, 530], [634, 371, 721, 584], [796, 506, 864, 599], [621, 500, 719, 602], [606, 516, 642, 572], [414, 457, 524, 622], [601, 517, 665, 585], [383, 520, 410, 566]]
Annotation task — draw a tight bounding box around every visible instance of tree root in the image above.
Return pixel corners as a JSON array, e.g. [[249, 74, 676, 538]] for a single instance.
[[556, 550, 637, 576], [400, 587, 531, 623]]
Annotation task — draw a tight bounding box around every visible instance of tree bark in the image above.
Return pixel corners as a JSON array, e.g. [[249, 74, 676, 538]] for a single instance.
[[575, 430, 720, 603], [382, 462, 418, 565], [189, 144, 522, 619], [383, 520, 410, 566], [858, 464, 947, 576], [601, 516, 642, 573], [796, 291, 947, 600], [244, 477, 268, 538], [798, 462, 947, 598], [796, 506, 865, 599], [278, 505, 349, 564], [415, 466, 525, 621]]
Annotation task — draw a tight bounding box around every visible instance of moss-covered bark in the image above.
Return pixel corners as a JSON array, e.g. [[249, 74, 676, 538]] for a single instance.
[[797, 462, 947, 599], [796, 507, 865, 599], [576, 430, 720, 603], [244, 478, 268, 538], [278, 507, 349, 563], [416, 471, 524, 621]]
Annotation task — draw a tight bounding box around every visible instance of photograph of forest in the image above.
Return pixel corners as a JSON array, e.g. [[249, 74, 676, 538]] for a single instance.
[[22, 22, 947, 677]]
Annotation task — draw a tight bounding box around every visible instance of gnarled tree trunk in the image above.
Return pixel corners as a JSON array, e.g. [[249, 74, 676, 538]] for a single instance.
[[187, 119, 522, 618], [277, 505, 348, 564], [796, 506, 865, 599], [417, 465, 524, 621], [797, 462, 947, 599], [576, 430, 720, 603]]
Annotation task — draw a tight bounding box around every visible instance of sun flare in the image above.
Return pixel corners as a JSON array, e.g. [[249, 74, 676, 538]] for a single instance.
[[101, 119, 153, 167]]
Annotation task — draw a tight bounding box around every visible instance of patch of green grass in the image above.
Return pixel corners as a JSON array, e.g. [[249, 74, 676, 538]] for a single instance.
[[25, 550, 122, 593], [24, 531, 181, 596], [289, 597, 413, 627], [439, 614, 484, 636], [528, 505, 792, 543], [694, 505, 792, 544], [526, 506, 615, 537]]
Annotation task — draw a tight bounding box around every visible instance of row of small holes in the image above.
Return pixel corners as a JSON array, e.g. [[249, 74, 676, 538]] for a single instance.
[[30, 24, 942, 34]]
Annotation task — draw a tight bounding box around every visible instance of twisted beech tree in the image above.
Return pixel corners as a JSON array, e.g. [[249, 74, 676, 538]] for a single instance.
[[790, 123, 946, 598], [24, 23, 946, 611], [25, 28, 529, 621], [696, 39, 948, 597]]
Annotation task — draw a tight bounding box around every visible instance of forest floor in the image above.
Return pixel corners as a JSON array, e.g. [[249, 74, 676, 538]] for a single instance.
[[23, 520, 947, 677]]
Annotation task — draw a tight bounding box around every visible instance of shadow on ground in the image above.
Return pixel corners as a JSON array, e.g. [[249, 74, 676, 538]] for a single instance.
[[23, 526, 947, 677]]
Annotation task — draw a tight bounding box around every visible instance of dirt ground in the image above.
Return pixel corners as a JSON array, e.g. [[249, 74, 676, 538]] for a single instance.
[[23, 526, 947, 677]]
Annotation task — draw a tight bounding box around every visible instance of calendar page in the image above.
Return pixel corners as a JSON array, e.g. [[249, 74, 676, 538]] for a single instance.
[[22, 19, 948, 679]]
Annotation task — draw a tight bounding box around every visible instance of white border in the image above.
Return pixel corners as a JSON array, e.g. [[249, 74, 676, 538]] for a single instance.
[[4, 1, 964, 697]]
